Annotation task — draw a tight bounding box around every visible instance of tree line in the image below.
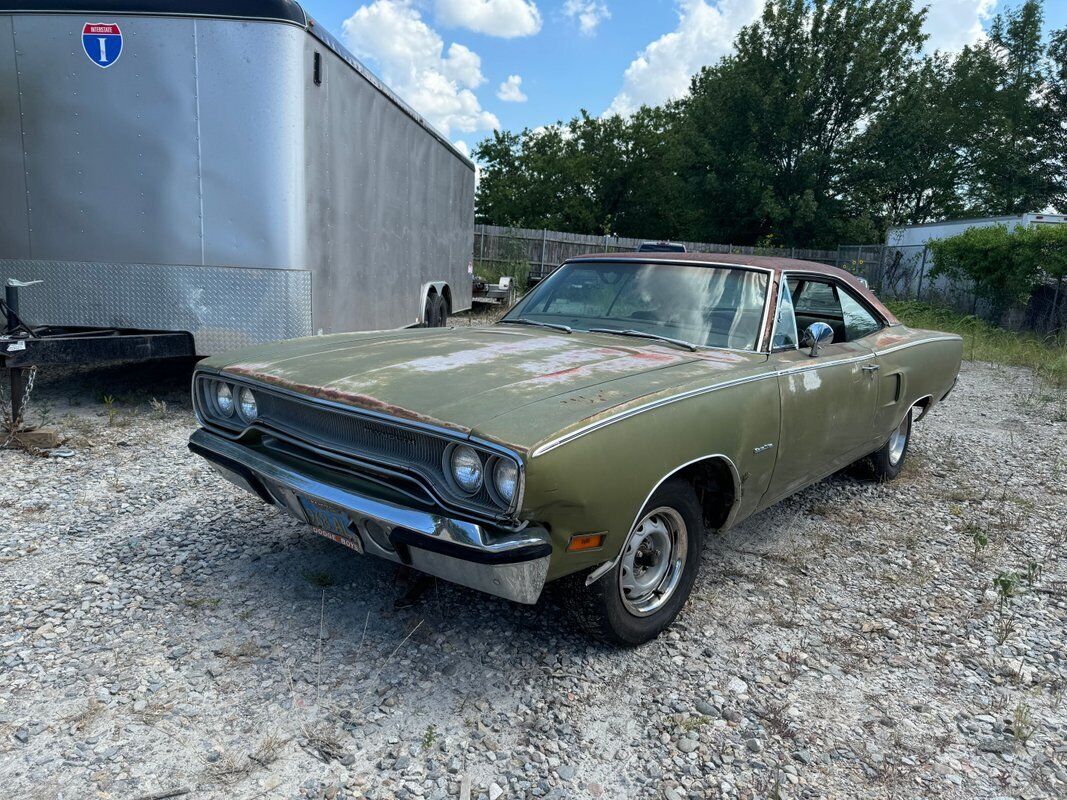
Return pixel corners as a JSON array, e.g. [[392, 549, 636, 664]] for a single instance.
[[473, 0, 1066, 249]]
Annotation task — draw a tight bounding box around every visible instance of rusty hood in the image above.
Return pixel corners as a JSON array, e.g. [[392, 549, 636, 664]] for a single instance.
[[204, 326, 768, 453]]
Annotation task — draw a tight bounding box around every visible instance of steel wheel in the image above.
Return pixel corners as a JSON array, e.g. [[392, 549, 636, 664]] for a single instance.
[[618, 506, 688, 617], [888, 409, 910, 466]]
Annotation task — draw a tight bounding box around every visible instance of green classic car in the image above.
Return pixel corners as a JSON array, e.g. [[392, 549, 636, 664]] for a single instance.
[[189, 254, 962, 645]]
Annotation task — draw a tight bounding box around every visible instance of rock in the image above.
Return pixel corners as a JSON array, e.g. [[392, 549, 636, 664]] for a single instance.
[[678, 738, 699, 754], [488, 782, 504, 800], [746, 739, 762, 754]]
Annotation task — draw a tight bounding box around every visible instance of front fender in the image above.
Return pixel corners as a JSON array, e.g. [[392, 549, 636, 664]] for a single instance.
[[522, 374, 781, 582]]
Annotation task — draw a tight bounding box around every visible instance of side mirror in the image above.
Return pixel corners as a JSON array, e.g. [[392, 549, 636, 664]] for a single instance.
[[800, 321, 834, 357]]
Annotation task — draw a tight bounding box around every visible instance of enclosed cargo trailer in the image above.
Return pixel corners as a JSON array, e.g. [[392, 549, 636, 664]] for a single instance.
[[1, 0, 475, 411]]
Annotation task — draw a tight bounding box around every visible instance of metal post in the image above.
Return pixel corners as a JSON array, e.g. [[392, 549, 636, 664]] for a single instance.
[[4, 282, 18, 334], [915, 246, 928, 301], [540, 229, 547, 280], [4, 282, 25, 426]]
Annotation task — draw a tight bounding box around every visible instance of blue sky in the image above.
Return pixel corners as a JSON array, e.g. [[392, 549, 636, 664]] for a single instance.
[[299, 1, 1067, 154]]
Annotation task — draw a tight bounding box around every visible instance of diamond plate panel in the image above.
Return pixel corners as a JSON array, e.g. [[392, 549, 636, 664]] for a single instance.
[[1, 260, 312, 354]]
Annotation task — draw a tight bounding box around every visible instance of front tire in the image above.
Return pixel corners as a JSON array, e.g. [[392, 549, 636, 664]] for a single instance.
[[563, 479, 704, 646], [869, 407, 912, 481]]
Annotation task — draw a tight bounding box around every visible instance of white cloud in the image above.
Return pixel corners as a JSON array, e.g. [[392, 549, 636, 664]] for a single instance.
[[342, 1, 499, 137], [564, 1, 610, 36], [497, 74, 528, 102], [606, 0, 763, 116], [922, 0, 995, 53], [435, 0, 542, 38]]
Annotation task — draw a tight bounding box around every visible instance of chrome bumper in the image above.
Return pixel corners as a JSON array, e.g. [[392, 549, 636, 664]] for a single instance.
[[188, 429, 551, 604]]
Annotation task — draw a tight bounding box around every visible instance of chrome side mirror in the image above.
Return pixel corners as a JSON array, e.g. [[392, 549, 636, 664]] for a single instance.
[[800, 321, 834, 357]]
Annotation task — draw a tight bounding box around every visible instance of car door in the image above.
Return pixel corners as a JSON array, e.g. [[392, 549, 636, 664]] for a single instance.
[[761, 275, 881, 504]]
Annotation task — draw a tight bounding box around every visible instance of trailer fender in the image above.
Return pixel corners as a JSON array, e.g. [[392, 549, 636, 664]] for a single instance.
[[419, 281, 452, 326]]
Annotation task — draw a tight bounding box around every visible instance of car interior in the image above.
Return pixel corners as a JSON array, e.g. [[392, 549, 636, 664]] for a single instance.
[[787, 277, 882, 344]]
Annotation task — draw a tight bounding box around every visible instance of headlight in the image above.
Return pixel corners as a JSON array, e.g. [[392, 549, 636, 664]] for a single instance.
[[238, 387, 257, 422], [492, 458, 518, 504], [215, 383, 234, 416], [450, 445, 483, 493]]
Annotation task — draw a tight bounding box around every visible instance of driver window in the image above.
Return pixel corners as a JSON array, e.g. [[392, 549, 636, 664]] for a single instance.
[[771, 280, 799, 349]]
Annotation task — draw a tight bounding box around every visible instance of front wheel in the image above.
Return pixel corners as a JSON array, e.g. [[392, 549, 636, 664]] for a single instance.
[[869, 407, 912, 481], [563, 479, 704, 646]]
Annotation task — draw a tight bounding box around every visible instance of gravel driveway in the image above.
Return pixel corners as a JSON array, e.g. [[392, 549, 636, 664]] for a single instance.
[[1, 359, 1064, 800]]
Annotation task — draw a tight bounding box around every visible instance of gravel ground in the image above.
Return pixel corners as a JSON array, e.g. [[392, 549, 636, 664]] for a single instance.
[[0, 357, 1064, 800]]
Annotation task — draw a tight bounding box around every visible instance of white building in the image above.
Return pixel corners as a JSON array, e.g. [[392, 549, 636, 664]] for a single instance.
[[887, 212, 1066, 247]]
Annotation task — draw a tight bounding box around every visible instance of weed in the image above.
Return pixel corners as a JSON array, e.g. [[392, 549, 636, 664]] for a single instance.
[[1012, 699, 1034, 748], [102, 394, 118, 426], [963, 522, 989, 558], [150, 397, 168, 419], [184, 596, 221, 610], [422, 723, 437, 749]]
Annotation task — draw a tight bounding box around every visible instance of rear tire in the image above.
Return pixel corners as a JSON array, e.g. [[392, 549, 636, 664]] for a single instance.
[[869, 407, 912, 481], [562, 479, 704, 646]]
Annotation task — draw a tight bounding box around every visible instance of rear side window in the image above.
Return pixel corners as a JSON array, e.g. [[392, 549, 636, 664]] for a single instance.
[[839, 289, 881, 340]]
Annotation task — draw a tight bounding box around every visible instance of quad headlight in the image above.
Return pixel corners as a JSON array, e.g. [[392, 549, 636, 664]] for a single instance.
[[449, 445, 483, 493], [238, 387, 258, 422], [215, 383, 234, 417], [492, 458, 519, 504]]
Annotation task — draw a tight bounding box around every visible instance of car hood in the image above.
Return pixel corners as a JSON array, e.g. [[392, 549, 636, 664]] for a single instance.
[[207, 326, 768, 453]]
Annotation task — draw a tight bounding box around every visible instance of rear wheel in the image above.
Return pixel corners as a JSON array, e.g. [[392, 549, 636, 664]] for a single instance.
[[869, 407, 912, 481], [563, 479, 704, 646]]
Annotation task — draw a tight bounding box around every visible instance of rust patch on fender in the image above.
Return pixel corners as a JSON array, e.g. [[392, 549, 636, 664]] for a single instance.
[[225, 366, 472, 434]]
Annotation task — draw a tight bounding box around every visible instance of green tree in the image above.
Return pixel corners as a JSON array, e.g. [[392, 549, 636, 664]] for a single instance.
[[846, 55, 966, 227], [950, 0, 1064, 213], [675, 0, 926, 247]]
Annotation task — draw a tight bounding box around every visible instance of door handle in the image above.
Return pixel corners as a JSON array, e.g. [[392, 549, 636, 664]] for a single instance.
[[862, 364, 880, 372]]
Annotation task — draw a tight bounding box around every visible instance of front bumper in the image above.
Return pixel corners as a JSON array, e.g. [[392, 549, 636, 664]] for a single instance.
[[188, 429, 551, 604]]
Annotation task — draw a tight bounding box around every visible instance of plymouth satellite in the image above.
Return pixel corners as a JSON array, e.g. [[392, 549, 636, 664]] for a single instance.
[[189, 254, 963, 645]]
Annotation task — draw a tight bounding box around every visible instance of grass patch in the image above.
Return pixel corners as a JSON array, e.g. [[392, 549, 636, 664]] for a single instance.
[[887, 300, 1067, 387]]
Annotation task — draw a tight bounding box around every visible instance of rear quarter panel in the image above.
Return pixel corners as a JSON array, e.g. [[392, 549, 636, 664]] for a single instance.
[[870, 327, 963, 442]]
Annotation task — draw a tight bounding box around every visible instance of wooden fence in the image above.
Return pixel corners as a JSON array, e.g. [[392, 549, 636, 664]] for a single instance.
[[472, 224, 839, 282]]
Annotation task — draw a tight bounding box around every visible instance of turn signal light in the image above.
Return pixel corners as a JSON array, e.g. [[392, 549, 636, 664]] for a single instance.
[[567, 533, 605, 552]]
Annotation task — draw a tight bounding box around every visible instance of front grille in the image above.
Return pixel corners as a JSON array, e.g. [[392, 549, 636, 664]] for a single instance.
[[195, 373, 515, 519]]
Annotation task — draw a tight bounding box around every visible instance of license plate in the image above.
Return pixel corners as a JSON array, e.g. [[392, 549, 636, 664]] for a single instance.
[[298, 496, 364, 554]]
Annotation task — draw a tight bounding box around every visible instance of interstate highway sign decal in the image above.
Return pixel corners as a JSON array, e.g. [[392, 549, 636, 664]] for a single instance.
[[82, 22, 122, 68]]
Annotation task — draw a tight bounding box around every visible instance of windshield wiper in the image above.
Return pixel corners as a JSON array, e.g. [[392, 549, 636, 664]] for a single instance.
[[588, 327, 698, 352], [499, 318, 572, 334]]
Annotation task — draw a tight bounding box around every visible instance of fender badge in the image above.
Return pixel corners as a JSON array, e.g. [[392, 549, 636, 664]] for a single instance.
[[753, 443, 775, 454]]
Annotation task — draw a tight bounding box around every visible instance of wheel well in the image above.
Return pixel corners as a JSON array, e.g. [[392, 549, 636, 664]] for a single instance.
[[912, 394, 933, 422], [441, 285, 453, 312], [672, 457, 737, 531]]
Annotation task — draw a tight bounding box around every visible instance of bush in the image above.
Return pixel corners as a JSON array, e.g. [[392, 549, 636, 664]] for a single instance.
[[928, 224, 1067, 326]]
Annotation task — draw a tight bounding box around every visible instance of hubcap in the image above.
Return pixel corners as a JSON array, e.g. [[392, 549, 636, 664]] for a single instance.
[[888, 410, 910, 466], [618, 507, 688, 617]]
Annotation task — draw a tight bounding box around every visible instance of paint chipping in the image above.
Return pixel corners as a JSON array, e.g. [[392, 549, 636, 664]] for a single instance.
[[225, 366, 470, 433]]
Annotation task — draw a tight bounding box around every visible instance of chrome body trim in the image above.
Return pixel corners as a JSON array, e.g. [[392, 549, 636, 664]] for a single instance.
[[189, 428, 550, 604]]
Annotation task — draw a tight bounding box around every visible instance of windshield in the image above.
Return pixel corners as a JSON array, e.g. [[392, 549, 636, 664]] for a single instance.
[[502, 261, 770, 351]]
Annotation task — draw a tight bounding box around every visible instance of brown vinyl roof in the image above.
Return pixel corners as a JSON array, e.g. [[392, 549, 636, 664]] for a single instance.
[[567, 251, 900, 326]]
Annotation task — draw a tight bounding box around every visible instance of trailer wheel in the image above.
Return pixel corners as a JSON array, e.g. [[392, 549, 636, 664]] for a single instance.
[[424, 293, 448, 327], [433, 294, 449, 327]]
